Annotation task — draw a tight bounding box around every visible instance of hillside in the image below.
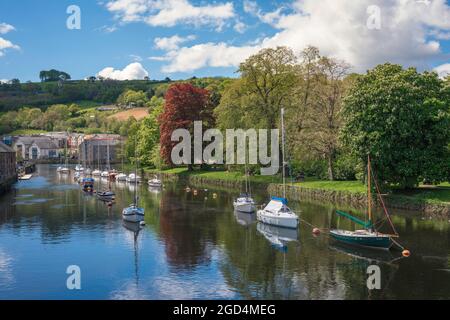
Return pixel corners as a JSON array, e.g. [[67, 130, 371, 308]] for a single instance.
[[109, 108, 149, 121]]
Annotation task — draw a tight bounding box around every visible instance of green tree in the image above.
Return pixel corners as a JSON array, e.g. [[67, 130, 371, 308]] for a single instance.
[[117, 89, 149, 108], [237, 46, 297, 129], [290, 47, 351, 180], [341, 63, 450, 188], [136, 103, 164, 167]]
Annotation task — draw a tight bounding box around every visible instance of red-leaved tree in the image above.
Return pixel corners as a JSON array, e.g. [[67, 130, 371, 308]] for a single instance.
[[159, 83, 214, 168]]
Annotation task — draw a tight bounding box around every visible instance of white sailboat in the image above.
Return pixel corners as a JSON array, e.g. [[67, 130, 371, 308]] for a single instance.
[[148, 175, 162, 188], [101, 140, 111, 178], [233, 162, 256, 213], [92, 141, 101, 176], [123, 153, 144, 223], [127, 173, 141, 183], [257, 108, 299, 229], [59, 137, 70, 174]]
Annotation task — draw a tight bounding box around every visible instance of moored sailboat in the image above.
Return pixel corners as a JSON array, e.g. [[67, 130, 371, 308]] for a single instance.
[[122, 150, 144, 223], [330, 155, 399, 250], [233, 161, 256, 213], [257, 108, 299, 229]]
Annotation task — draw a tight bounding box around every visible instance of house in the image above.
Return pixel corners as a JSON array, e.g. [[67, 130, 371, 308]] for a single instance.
[[0, 141, 16, 193], [13, 136, 60, 160], [28, 140, 60, 160], [79, 134, 122, 167]]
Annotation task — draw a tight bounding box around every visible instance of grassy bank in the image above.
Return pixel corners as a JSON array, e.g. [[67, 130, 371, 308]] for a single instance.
[[147, 167, 450, 207]]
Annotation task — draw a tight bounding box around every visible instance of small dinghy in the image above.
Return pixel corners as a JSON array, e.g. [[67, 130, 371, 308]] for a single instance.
[[97, 190, 115, 201]]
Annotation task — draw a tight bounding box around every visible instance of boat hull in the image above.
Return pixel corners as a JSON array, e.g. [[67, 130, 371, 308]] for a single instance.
[[122, 207, 145, 223], [257, 210, 298, 229], [233, 202, 256, 213], [330, 230, 393, 250]]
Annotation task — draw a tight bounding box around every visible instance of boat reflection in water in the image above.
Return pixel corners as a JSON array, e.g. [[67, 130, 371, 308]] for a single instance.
[[148, 186, 162, 194], [234, 210, 256, 227], [329, 242, 401, 265], [256, 222, 299, 252], [120, 221, 143, 298]]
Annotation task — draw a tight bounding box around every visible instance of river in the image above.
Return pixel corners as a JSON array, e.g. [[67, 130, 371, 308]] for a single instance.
[[0, 164, 448, 299]]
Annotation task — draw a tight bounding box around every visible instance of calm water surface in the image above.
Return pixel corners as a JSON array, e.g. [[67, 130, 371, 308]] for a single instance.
[[0, 165, 449, 300]]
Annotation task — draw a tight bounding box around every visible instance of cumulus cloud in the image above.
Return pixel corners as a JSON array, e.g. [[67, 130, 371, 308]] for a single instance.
[[434, 63, 450, 78], [155, 0, 450, 73], [0, 22, 19, 57], [106, 0, 235, 30], [154, 34, 195, 51], [97, 62, 149, 80]]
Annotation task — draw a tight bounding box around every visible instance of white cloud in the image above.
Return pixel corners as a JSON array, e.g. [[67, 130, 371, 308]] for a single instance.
[[106, 0, 235, 30], [0, 23, 15, 34], [154, 34, 195, 51], [97, 62, 149, 80], [434, 63, 450, 78], [0, 22, 19, 57], [234, 20, 247, 34], [159, 42, 259, 73], [157, 0, 450, 73], [0, 37, 20, 57], [0, 79, 10, 84]]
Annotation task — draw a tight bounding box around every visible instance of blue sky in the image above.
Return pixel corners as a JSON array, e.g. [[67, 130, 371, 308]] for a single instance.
[[1, 0, 450, 82]]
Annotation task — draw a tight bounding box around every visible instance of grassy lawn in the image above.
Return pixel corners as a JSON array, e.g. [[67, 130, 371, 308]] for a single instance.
[[293, 180, 367, 194], [145, 167, 450, 206]]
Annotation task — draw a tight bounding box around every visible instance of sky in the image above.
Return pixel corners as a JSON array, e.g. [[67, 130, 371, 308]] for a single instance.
[[1, 0, 450, 82]]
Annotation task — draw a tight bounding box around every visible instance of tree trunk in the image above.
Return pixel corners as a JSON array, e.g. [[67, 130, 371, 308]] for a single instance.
[[327, 154, 335, 181]]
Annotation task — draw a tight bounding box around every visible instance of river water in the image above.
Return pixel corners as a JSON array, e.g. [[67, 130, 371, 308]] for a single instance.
[[0, 165, 448, 300]]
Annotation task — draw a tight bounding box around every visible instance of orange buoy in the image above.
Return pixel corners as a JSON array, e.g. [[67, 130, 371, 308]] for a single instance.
[[402, 249, 411, 257], [312, 228, 321, 235]]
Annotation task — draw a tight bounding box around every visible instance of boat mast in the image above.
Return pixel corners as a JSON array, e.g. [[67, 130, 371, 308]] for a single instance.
[[134, 143, 138, 206], [281, 108, 286, 199], [367, 154, 372, 229]]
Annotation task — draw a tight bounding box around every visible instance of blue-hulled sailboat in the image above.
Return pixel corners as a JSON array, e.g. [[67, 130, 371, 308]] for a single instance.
[[330, 155, 399, 250]]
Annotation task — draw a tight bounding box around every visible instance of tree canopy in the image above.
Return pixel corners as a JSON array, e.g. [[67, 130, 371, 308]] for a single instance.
[[341, 63, 450, 188]]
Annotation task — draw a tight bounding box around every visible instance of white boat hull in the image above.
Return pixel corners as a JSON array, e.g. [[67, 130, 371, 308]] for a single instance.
[[257, 210, 298, 229], [233, 202, 256, 213]]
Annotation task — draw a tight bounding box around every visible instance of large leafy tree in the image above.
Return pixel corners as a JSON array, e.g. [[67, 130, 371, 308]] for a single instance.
[[290, 47, 351, 180], [159, 83, 213, 168], [236, 46, 297, 129], [341, 63, 450, 188]]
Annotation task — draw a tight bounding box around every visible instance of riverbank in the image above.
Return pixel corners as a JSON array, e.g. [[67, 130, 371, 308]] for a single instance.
[[143, 168, 450, 218]]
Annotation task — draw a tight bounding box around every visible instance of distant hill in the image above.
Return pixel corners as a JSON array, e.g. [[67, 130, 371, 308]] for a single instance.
[[0, 77, 231, 112]]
